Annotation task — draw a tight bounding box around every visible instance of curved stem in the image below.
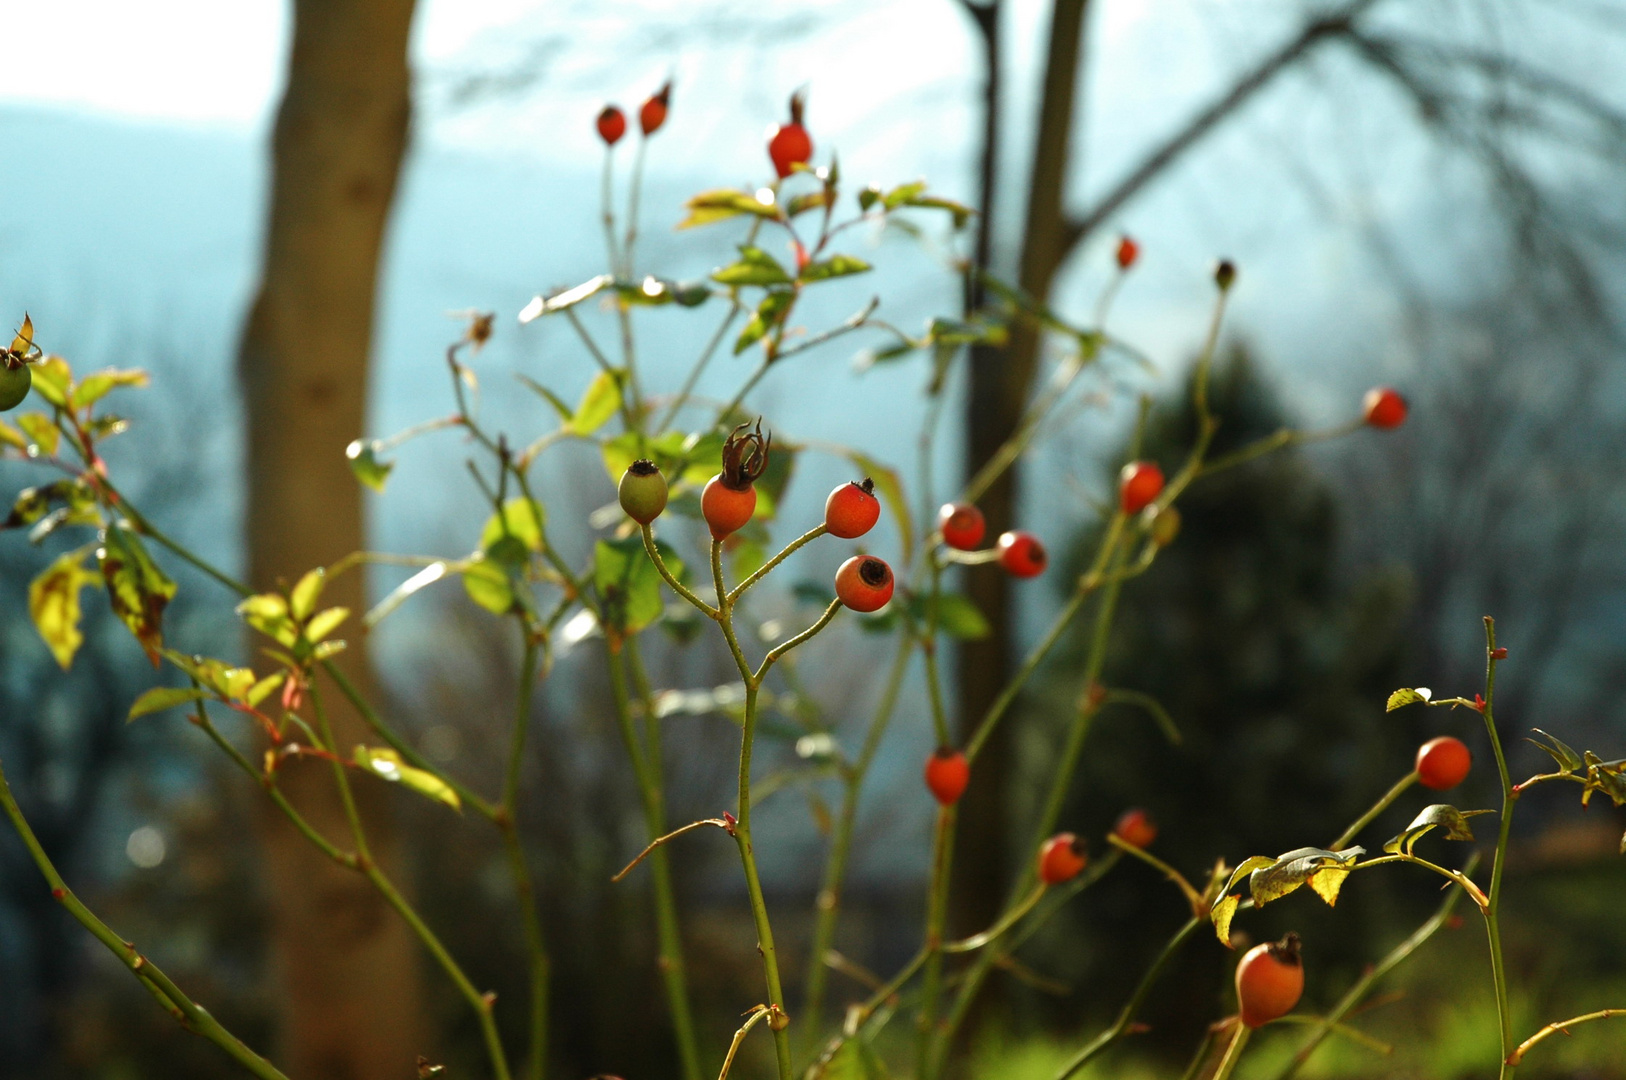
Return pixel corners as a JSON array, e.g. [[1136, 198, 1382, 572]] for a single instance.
[[735, 679, 795, 1080], [1507, 1009, 1626, 1066], [1331, 770, 1418, 851], [1053, 916, 1201, 1080], [0, 759, 291, 1080], [642, 524, 718, 618], [758, 600, 841, 679], [729, 524, 827, 603], [916, 806, 957, 1077], [1480, 617, 1517, 1077], [501, 632, 550, 1080], [1211, 1023, 1253, 1080]]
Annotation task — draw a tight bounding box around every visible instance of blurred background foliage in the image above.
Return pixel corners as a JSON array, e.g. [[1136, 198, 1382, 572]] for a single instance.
[[4, 1, 1626, 1078]]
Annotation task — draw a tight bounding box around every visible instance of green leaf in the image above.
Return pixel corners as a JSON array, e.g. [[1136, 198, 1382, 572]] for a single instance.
[[881, 181, 928, 209], [1383, 804, 1494, 855], [305, 606, 350, 643], [0, 418, 27, 451], [786, 190, 829, 217], [237, 592, 299, 647], [4, 479, 96, 531], [462, 556, 515, 615], [566, 370, 623, 435], [97, 523, 177, 666], [1582, 752, 1626, 808], [15, 412, 58, 457], [128, 686, 208, 721], [245, 672, 286, 707], [677, 188, 781, 230], [27, 358, 71, 409], [290, 568, 326, 622], [518, 274, 614, 322], [798, 254, 872, 283], [1248, 846, 1364, 908], [346, 439, 393, 493], [594, 534, 681, 638], [353, 747, 461, 812], [481, 498, 547, 553], [518, 374, 575, 423], [1528, 728, 1583, 773], [932, 594, 989, 640], [711, 246, 792, 287], [900, 194, 975, 229], [1386, 687, 1432, 711], [71, 368, 149, 409], [160, 650, 259, 701], [28, 549, 97, 669], [734, 290, 795, 355]]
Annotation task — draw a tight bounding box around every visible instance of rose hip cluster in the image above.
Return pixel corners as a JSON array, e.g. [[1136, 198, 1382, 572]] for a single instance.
[[618, 420, 896, 613]]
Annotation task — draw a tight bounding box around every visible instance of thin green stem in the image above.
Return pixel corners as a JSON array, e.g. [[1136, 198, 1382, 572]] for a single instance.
[[916, 806, 957, 1077], [643, 524, 718, 618], [0, 759, 290, 1080], [942, 882, 1047, 953], [1106, 834, 1204, 915], [1211, 1023, 1252, 1080], [735, 680, 795, 1080], [729, 524, 827, 603], [1507, 1009, 1626, 1066], [623, 636, 705, 1080], [801, 635, 915, 1056], [658, 301, 741, 433], [1054, 917, 1201, 1080], [1480, 617, 1516, 1077], [501, 632, 550, 1080], [758, 600, 841, 679], [1331, 771, 1419, 851]]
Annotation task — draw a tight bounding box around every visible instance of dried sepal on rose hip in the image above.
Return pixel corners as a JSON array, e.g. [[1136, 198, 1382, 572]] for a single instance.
[[1236, 932, 1304, 1028], [825, 477, 879, 539], [618, 459, 668, 524], [1416, 735, 1471, 791], [701, 420, 770, 540], [924, 747, 970, 806], [937, 502, 985, 551], [834, 555, 893, 613], [1119, 460, 1164, 515], [768, 91, 813, 179], [997, 531, 1047, 578], [1362, 386, 1408, 429], [1, 314, 38, 413], [596, 105, 627, 146], [1037, 833, 1088, 885], [1112, 808, 1158, 849]]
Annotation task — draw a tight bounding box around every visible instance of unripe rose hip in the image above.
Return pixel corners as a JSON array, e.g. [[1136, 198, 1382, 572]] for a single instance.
[[1119, 461, 1164, 515], [1149, 506, 1181, 548], [1236, 933, 1304, 1028], [825, 478, 880, 539], [639, 82, 672, 136], [596, 105, 627, 146], [1214, 259, 1238, 291], [924, 747, 970, 806], [1362, 387, 1408, 429], [768, 92, 813, 178], [0, 360, 30, 412], [834, 555, 894, 613], [1416, 736, 1471, 791], [618, 459, 668, 524], [1112, 808, 1158, 849], [997, 531, 1047, 578], [1038, 833, 1088, 885], [938, 503, 985, 551]]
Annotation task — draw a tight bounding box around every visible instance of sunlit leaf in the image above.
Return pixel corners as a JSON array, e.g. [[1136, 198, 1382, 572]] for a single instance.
[[480, 497, 547, 553], [594, 534, 682, 639], [518, 374, 574, 423], [245, 672, 286, 707], [353, 746, 461, 811], [1528, 728, 1583, 773], [1383, 804, 1494, 855], [734, 290, 795, 354], [71, 368, 149, 409], [28, 549, 97, 669], [0, 419, 27, 451], [798, 254, 872, 283], [518, 274, 614, 322], [462, 556, 515, 615], [26, 358, 72, 409], [364, 562, 450, 628], [677, 188, 781, 230], [346, 439, 393, 492], [1386, 687, 1432, 711], [566, 369, 623, 435], [15, 412, 58, 457], [1211, 893, 1241, 948], [290, 568, 325, 621], [305, 606, 349, 643], [711, 246, 792, 287], [160, 650, 259, 701], [1248, 846, 1364, 908]]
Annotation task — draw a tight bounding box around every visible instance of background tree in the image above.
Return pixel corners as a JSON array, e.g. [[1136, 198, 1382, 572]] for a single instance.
[[236, 1, 423, 1075]]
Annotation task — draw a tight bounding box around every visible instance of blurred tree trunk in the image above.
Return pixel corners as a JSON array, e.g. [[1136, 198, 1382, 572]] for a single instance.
[[238, 1, 421, 1076], [954, 0, 1089, 939]]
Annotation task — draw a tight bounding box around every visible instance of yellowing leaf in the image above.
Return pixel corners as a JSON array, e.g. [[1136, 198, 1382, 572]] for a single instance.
[[290, 568, 325, 621], [305, 606, 349, 643], [566, 370, 623, 435], [71, 368, 149, 409], [480, 498, 546, 553], [28, 550, 97, 669], [15, 412, 58, 456], [352, 746, 461, 811], [128, 686, 208, 720], [1211, 893, 1241, 947]]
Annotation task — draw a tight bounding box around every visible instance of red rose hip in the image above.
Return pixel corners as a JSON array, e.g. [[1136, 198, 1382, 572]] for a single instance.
[[825, 478, 880, 539], [768, 92, 812, 178], [997, 531, 1046, 578], [938, 503, 985, 551], [1119, 461, 1164, 515], [1236, 933, 1304, 1028], [1416, 736, 1471, 790], [701, 421, 770, 540], [1116, 235, 1139, 270], [1363, 387, 1407, 429], [1038, 833, 1088, 885], [639, 82, 671, 136], [596, 105, 627, 146], [1112, 808, 1158, 849], [835, 555, 894, 613], [924, 747, 969, 806]]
